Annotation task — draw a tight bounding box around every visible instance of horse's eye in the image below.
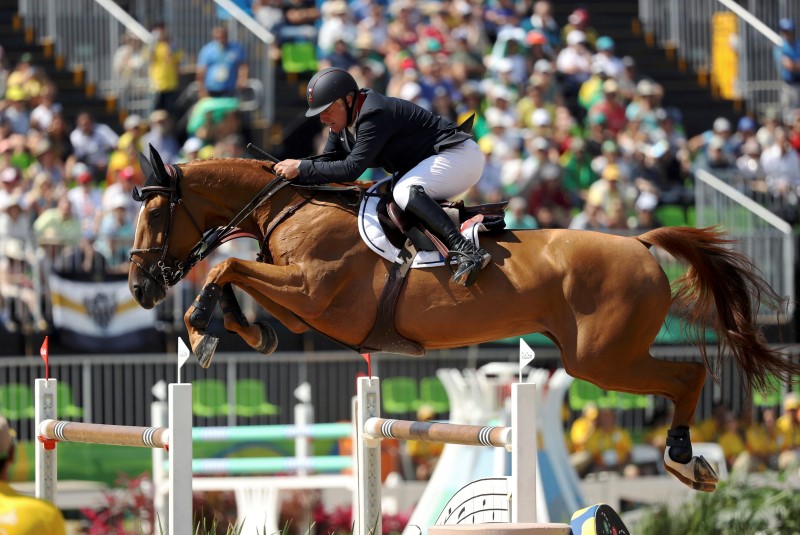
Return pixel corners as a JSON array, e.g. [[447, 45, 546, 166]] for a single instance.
[[149, 208, 162, 219]]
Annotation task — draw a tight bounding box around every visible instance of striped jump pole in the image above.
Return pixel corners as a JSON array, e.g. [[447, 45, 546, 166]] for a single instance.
[[34, 378, 192, 535], [354, 376, 537, 535]]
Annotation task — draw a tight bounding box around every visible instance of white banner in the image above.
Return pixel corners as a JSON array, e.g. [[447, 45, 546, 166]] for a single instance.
[[48, 273, 157, 346]]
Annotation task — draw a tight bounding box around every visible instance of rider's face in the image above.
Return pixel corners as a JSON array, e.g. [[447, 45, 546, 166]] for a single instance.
[[319, 97, 350, 134]]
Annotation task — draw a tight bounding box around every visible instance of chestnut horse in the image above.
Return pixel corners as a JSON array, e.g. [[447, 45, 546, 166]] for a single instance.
[[129, 149, 800, 492]]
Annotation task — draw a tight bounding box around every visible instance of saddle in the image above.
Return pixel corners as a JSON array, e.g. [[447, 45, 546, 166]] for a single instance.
[[358, 182, 507, 356]]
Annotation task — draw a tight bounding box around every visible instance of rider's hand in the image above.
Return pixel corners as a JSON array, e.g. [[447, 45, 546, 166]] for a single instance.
[[274, 159, 301, 180]]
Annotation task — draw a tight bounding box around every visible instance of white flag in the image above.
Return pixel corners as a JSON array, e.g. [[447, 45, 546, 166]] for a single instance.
[[177, 337, 191, 381], [519, 338, 535, 379]]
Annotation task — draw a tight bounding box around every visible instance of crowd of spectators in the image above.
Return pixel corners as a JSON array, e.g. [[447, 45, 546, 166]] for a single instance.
[[2, 1, 800, 331], [567, 396, 800, 480]]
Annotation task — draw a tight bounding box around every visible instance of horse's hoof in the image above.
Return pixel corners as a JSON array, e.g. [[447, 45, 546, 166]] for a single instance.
[[195, 334, 219, 368], [664, 451, 718, 492], [254, 321, 278, 354]]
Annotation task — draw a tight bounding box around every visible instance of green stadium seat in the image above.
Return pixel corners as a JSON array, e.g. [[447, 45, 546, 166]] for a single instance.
[[753, 374, 783, 407], [192, 379, 229, 418], [57, 382, 84, 419], [610, 391, 652, 410], [381, 376, 420, 414], [655, 204, 688, 227], [0, 384, 35, 420], [281, 41, 317, 74], [568, 380, 613, 411], [234, 379, 279, 417], [419, 376, 449, 414]]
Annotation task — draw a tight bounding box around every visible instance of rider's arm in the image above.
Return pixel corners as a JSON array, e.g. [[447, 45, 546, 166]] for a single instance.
[[295, 111, 390, 184]]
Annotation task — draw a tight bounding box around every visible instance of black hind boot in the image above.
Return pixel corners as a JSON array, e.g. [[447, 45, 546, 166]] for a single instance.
[[404, 185, 491, 287]]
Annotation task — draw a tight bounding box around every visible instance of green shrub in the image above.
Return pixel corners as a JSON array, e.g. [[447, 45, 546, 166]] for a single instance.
[[636, 472, 800, 535]]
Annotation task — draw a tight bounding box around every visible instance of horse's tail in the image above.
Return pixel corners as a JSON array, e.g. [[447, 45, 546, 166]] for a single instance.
[[637, 226, 800, 392]]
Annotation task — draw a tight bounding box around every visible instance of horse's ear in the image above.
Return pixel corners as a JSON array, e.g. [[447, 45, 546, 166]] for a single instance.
[[148, 144, 169, 185], [138, 151, 154, 179]]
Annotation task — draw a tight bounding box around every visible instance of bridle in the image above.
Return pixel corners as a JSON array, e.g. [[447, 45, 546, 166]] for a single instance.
[[129, 155, 294, 294], [129, 163, 206, 293]]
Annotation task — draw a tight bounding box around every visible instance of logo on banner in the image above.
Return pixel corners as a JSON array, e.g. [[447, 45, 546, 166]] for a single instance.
[[84, 293, 118, 329]]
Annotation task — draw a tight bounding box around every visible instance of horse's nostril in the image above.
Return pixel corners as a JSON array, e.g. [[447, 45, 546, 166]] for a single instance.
[[133, 284, 143, 302]]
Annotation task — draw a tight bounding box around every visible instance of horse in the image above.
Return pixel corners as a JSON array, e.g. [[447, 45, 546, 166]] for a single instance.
[[128, 147, 800, 493]]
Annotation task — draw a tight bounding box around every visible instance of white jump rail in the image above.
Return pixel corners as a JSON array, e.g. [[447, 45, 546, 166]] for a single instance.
[[355, 376, 539, 535], [35, 378, 192, 535]]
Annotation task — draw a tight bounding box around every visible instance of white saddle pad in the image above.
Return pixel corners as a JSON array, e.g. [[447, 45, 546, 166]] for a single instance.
[[357, 178, 484, 268]]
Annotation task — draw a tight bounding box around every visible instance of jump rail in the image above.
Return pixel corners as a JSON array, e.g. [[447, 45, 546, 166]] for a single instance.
[[355, 376, 540, 535], [34, 378, 193, 535]]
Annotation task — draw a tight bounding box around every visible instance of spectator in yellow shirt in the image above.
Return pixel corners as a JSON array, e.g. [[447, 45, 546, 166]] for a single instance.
[[745, 408, 786, 472], [0, 416, 66, 534], [585, 408, 633, 475], [776, 394, 800, 470], [718, 412, 746, 473], [697, 402, 730, 444], [148, 22, 183, 116]]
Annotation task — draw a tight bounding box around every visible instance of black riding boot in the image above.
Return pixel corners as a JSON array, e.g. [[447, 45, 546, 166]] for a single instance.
[[404, 185, 491, 287]]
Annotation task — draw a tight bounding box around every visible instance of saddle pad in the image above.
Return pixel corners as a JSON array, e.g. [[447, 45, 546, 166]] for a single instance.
[[357, 177, 484, 268]]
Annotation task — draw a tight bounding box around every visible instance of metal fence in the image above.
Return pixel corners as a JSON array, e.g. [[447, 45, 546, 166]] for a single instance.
[[637, 0, 798, 118], [18, 0, 275, 124], [694, 168, 796, 320], [6, 344, 797, 444]]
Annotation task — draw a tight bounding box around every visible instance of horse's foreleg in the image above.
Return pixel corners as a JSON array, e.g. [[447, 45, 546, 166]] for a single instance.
[[185, 258, 313, 367]]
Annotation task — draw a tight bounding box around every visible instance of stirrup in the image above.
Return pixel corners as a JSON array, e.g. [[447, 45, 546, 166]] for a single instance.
[[446, 250, 491, 287]]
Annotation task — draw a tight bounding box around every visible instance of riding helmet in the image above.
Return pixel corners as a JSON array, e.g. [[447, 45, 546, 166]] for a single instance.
[[305, 67, 359, 117]]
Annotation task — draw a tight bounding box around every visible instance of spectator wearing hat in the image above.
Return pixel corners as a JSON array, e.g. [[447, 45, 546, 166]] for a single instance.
[[69, 111, 119, 178], [730, 115, 758, 156], [4, 52, 46, 104], [586, 164, 635, 216], [688, 116, 736, 158], [25, 137, 64, 187], [67, 164, 103, 238], [692, 134, 738, 183], [632, 191, 661, 230], [568, 195, 606, 231], [561, 137, 598, 206], [531, 61, 563, 105], [317, 0, 358, 57], [592, 36, 624, 78], [387, 1, 421, 49], [102, 166, 139, 221], [449, 28, 486, 83], [148, 22, 183, 117], [96, 192, 135, 267], [143, 109, 180, 165], [776, 393, 800, 470], [760, 127, 800, 198], [556, 29, 593, 116], [355, 2, 389, 57], [775, 17, 800, 121], [0, 167, 23, 209], [0, 416, 66, 533], [578, 60, 611, 113], [456, 83, 490, 140], [524, 30, 554, 68], [179, 137, 205, 163], [29, 86, 61, 132], [625, 79, 662, 133], [735, 138, 764, 186], [617, 55, 639, 101], [561, 8, 598, 47], [521, 1, 560, 51], [518, 75, 556, 130], [588, 79, 626, 135], [0, 192, 32, 246], [504, 196, 539, 230]]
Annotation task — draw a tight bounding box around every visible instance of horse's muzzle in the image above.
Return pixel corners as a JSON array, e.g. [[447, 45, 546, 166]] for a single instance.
[[129, 273, 167, 309]]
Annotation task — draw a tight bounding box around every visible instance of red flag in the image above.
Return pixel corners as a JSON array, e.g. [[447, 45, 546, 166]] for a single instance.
[[361, 353, 372, 378], [40, 336, 49, 380]]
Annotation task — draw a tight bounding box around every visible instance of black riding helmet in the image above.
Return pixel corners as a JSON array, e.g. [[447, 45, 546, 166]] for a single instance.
[[305, 67, 359, 117]]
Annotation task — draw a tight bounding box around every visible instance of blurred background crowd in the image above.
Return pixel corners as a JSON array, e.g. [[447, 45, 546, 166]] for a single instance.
[[1, 0, 799, 481]]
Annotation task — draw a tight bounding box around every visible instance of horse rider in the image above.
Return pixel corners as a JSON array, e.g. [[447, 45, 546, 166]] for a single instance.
[[274, 67, 491, 287]]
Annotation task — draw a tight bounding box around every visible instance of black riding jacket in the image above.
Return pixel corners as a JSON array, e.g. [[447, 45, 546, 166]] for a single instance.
[[296, 89, 471, 184]]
